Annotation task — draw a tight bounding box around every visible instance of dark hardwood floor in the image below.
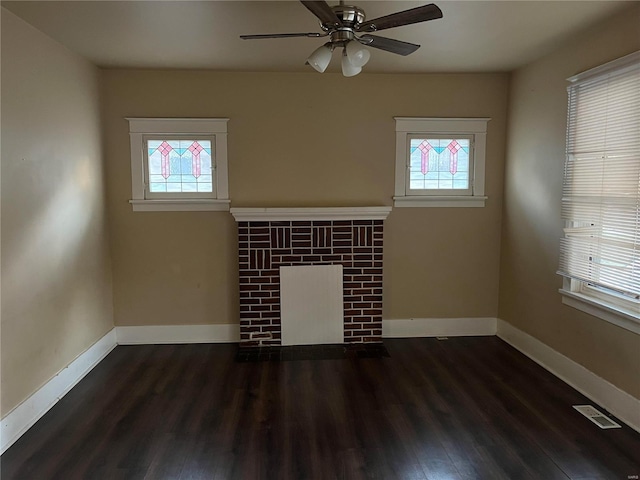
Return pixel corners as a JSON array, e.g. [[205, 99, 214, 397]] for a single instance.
[[2, 337, 639, 479]]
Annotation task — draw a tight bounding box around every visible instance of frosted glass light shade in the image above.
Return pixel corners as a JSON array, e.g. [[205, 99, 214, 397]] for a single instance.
[[341, 49, 362, 77], [345, 40, 370, 68], [307, 44, 333, 73]]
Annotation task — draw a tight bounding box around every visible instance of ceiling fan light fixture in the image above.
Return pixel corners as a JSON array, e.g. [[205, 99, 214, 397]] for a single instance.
[[307, 43, 333, 73], [341, 49, 362, 77], [345, 40, 370, 68], [242, 1, 443, 76]]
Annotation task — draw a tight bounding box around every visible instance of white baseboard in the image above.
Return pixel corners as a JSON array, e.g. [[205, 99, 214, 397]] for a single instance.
[[7, 318, 636, 457], [119, 320, 495, 343], [1, 328, 117, 454], [382, 317, 497, 338], [497, 318, 640, 433], [116, 324, 240, 345]]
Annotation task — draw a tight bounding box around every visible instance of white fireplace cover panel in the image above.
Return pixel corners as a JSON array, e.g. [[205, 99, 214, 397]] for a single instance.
[[280, 265, 344, 346]]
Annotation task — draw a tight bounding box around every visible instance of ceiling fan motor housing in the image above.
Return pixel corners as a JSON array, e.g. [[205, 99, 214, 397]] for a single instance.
[[330, 5, 365, 28], [324, 5, 365, 46], [330, 29, 355, 45]]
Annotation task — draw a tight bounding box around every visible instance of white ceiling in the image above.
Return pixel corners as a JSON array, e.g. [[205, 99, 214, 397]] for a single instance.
[[2, 1, 632, 73]]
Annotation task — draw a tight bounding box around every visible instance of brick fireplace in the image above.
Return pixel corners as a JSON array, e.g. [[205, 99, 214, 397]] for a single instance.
[[230, 207, 392, 347]]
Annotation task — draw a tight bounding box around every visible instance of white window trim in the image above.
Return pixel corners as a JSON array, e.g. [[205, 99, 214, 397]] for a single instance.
[[127, 118, 230, 212], [560, 279, 640, 335], [393, 117, 490, 208]]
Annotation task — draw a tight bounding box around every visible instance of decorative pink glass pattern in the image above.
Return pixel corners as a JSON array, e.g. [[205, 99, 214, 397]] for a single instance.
[[188, 141, 204, 178], [158, 141, 174, 179], [147, 139, 213, 193], [447, 140, 461, 174], [409, 138, 470, 191], [417, 140, 433, 175]]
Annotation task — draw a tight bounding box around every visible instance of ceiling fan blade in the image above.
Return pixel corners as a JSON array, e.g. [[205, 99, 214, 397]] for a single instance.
[[240, 32, 323, 40], [359, 35, 420, 56], [300, 0, 342, 27], [356, 4, 443, 32]]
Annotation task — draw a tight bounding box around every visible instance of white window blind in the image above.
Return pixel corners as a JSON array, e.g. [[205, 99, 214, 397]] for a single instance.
[[558, 52, 640, 305]]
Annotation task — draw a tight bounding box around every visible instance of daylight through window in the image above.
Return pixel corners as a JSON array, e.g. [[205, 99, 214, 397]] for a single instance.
[[408, 137, 472, 192], [558, 51, 640, 328], [127, 118, 229, 212], [145, 138, 214, 195], [394, 117, 489, 208]]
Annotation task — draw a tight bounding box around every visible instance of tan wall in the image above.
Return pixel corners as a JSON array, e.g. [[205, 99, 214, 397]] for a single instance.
[[1, 10, 114, 415], [499, 4, 640, 397], [102, 71, 509, 326]]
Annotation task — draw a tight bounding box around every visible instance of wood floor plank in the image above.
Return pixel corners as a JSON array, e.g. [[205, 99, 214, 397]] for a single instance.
[[2, 337, 639, 480], [450, 337, 638, 479]]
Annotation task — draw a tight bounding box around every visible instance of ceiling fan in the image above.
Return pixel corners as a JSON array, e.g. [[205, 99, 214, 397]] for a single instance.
[[240, 1, 443, 76]]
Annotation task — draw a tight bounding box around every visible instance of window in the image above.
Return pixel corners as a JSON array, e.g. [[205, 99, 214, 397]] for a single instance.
[[394, 117, 490, 207], [127, 118, 230, 211], [145, 138, 214, 196], [558, 51, 640, 333]]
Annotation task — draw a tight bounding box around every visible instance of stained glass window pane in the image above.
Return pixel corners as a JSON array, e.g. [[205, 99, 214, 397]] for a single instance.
[[409, 138, 470, 191], [146, 139, 213, 193]]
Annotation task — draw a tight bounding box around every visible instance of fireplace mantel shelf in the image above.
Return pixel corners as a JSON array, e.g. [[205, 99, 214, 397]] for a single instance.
[[230, 207, 392, 222]]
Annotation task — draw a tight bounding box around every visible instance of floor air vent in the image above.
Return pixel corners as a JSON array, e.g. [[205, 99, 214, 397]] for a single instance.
[[573, 405, 622, 429]]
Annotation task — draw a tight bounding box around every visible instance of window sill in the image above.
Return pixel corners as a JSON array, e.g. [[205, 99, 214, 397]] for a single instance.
[[559, 289, 640, 334], [393, 195, 487, 208], [129, 199, 230, 212]]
